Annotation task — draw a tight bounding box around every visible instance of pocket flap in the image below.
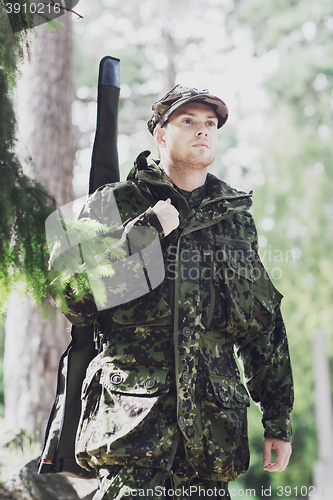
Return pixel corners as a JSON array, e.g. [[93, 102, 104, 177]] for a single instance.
[[100, 366, 170, 395], [215, 235, 254, 282], [209, 376, 250, 408]]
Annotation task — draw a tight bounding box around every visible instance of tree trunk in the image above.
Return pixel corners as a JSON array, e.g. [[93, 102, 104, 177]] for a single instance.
[[4, 12, 74, 440], [162, 28, 177, 93]]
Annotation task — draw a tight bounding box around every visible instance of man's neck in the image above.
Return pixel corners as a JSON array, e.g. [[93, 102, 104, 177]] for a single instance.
[[161, 164, 208, 192]]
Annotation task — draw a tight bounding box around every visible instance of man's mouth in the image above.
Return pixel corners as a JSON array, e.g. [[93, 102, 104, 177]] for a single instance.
[[193, 142, 209, 148]]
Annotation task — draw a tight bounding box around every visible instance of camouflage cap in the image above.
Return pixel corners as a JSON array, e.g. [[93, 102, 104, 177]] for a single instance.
[[147, 84, 228, 135]]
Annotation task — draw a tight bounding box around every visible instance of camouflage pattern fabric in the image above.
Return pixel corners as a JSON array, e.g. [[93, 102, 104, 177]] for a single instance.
[[49, 150, 294, 485], [93, 458, 230, 499]]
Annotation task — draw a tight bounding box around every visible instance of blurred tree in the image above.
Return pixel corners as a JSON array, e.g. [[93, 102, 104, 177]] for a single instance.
[[3, 12, 75, 439], [0, 2, 59, 419], [228, 0, 333, 495], [71, 0, 238, 193], [0, 3, 55, 309]]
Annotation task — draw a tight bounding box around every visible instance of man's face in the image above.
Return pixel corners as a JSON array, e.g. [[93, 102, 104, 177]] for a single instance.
[[155, 102, 218, 171]]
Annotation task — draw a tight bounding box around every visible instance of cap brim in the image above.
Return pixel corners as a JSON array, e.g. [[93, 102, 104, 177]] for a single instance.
[[161, 94, 228, 128]]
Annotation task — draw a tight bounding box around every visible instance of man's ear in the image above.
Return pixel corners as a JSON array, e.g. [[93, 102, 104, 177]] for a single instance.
[[154, 126, 167, 149]]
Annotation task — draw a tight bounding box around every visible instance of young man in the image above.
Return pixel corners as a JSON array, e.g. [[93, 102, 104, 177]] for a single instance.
[[51, 85, 293, 499]]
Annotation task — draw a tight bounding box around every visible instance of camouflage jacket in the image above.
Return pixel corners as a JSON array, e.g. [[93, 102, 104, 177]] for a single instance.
[[51, 151, 294, 482]]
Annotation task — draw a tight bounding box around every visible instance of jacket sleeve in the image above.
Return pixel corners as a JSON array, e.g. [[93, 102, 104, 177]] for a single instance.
[[235, 241, 294, 442], [48, 184, 164, 327]]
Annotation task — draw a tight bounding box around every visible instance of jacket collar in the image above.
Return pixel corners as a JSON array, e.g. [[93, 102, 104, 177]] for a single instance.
[[127, 150, 253, 212]]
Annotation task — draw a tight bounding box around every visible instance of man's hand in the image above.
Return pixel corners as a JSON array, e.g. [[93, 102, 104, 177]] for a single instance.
[[153, 198, 179, 236], [263, 437, 292, 472]]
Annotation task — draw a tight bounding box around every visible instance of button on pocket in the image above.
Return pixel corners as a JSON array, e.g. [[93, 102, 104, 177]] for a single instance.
[[144, 378, 156, 389], [110, 373, 122, 385], [235, 393, 243, 403], [219, 390, 227, 402], [230, 257, 238, 269]]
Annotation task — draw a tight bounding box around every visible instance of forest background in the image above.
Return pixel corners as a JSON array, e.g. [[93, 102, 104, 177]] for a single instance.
[[1, 0, 333, 498]]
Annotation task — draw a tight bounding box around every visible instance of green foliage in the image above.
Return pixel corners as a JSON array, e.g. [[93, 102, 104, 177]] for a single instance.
[[47, 217, 127, 314], [0, 69, 56, 309], [0, 1, 33, 86], [0, 5, 58, 308]]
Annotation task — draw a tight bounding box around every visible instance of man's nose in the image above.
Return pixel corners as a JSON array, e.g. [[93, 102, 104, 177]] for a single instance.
[[196, 124, 208, 136]]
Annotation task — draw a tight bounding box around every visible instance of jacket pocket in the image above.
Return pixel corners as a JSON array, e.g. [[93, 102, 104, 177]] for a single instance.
[[215, 235, 255, 335], [209, 375, 250, 408], [201, 376, 250, 481], [76, 364, 170, 470]]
